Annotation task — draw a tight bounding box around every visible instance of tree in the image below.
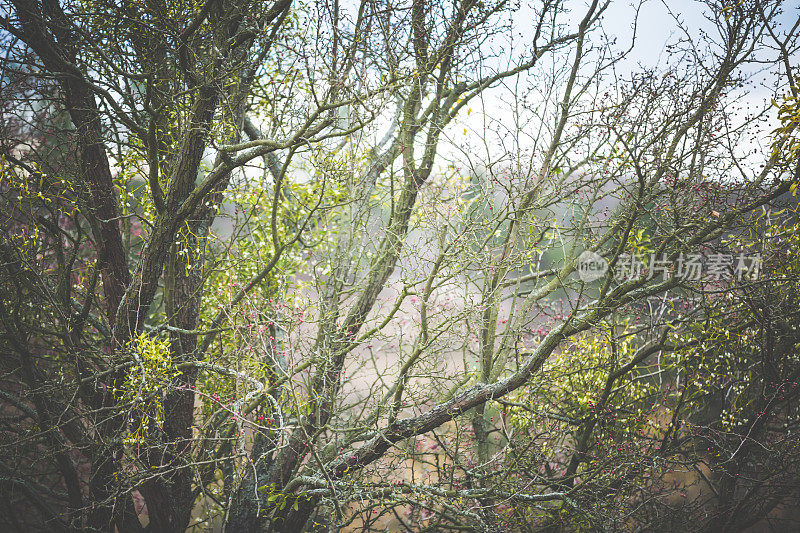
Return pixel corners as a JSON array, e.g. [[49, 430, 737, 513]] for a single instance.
[[0, 0, 797, 531]]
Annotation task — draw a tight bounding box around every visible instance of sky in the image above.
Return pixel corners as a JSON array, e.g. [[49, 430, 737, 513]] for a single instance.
[[436, 0, 799, 180], [241, 0, 799, 190]]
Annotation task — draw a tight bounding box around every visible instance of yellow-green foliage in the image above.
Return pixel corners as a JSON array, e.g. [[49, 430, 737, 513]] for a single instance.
[[258, 483, 312, 512], [119, 333, 178, 445], [774, 86, 800, 176], [508, 324, 665, 448], [0, 155, 79, 255], [691, 211, 800, 431], [195, 167, 345, 415]]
